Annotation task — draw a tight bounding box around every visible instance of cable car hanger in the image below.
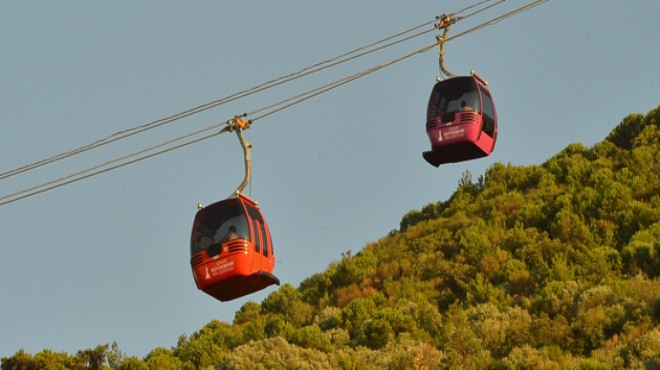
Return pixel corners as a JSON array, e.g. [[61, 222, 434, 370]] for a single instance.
[[435, 13, 459, 81], [227, 114, 253, 198], [422, 14, 498, 167]]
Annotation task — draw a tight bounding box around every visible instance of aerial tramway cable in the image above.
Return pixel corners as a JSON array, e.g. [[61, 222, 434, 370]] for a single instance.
[[0, 123, 231, 206], [0, 0, 550, 207], [0, 17, 443, 183], [0, 0, 507, 184]]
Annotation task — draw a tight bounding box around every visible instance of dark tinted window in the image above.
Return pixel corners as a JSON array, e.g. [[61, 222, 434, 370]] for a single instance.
[[480, 87, 495, 136], [253, 219, 262, 253], [427, 77, 480, 120], [263, 224, 272, 258], [191, 199, 250, 256]]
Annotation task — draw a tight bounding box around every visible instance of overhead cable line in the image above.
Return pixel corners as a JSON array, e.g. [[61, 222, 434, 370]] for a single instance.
[[0, 38, 440, 207], [0, 39, 438, 207], [457, 0, 496, 14], [0, 0, 549, 207], [458, 0, 507, 20], [1, 0, 506, 183], [0, 125, 233, 207], [249, 42, 440, 123], [0, 122, 229, 206], [250, 0, 547, 122], [0, 17, 449, 205], [448, 0, 548, 41], [0, 17, 443, 183]]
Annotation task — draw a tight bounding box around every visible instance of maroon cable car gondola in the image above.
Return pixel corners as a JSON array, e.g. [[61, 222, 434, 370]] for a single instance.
[[422, 14, 498, 167], [422, 71, 498, 167], [190, 117, 279, 302]]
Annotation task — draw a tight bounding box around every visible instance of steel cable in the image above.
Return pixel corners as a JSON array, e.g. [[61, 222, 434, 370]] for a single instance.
[[0, 0, 550, 207]]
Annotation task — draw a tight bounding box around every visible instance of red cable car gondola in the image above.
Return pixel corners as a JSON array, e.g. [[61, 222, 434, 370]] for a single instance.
[[423, 15, 498, 167], [422, 71, 498, 167], [190, 193, 279, 301], [190, 117, 279, 302]]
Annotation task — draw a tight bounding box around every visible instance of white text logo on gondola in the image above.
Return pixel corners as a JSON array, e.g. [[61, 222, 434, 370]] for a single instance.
[[207, 260, 235, 278], [441, 127, 465, 141]]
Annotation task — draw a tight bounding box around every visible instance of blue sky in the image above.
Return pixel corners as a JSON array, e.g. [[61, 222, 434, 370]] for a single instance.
[[1, 0, 659, 358]]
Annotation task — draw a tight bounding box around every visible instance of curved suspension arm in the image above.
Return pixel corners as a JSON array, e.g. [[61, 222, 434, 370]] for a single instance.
[[436, 14, 457, 80], [228, 115, 252, 196], [235, 127, 251, 195]]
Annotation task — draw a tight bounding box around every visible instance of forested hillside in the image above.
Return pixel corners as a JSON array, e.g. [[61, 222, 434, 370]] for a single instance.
[[3, 106, 660, 369]]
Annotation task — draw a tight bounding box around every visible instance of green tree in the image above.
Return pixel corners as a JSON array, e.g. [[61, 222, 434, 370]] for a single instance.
[[288, 325, 332, 352], [607, 113, 645, 149], [341, 297, 376, 340], [218, 337, 332, 370], [6, 105, 660, 370], [116, 357, 148, 370], [143, 347, 181, 370]]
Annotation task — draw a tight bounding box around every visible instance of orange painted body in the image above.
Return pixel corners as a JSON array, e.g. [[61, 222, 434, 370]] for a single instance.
[[190, 194, 278, 301]]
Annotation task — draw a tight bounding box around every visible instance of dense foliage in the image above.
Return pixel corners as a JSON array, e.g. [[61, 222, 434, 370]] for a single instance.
[[4, 106, 660, 369]]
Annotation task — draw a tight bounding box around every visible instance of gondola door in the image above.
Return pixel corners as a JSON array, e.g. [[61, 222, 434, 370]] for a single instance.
[[247, 203, 263, 273], [245, 201, 275, 276]]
